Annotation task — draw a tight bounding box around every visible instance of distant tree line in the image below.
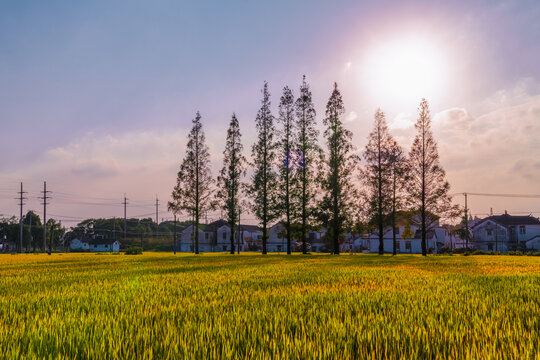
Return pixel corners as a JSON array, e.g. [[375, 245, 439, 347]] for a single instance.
[[169, 77, 458, 256], [0, 211, 64, 252]]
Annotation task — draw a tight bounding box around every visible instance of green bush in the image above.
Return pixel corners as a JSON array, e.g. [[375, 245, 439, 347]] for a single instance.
[[472, 250, 486, 255], [463, 251, 470, 256], [532, 252, 540, 256], [112, 252, 121, 255], [125, 246, 143, 255]]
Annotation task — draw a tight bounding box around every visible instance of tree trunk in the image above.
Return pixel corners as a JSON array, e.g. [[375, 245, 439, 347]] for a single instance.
[[392, 168, 397, 256]]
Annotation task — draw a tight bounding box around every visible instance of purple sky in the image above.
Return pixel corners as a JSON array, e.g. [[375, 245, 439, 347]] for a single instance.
[[1, 0, 540, 225]]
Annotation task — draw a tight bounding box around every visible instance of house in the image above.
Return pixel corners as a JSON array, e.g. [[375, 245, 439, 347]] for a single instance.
[[526, 236, 540, 251], [267, 224, 351, 253], [308, 229, 326, 252], [363, 225, 445, 254], [267, 222, 290, 252], [178, 220, 262, 252], [216, 223, 262, 252], [236, 224, 263, 251], [70, 235, 120, 252], [471, 212, 540, 252]]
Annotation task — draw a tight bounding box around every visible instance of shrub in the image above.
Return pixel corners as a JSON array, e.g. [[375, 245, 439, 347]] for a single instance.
[[532, 252, 540, 256], [124, 246, 143, 255], [472, 250, 487, 255], [463, 251, 470, 256], [112, 252, 121, 255]]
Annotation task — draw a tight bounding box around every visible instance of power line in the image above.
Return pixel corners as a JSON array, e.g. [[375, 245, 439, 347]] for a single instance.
[[155, 196, 159, 237], [41, 181, 52, 254], [16, 182, 27, 253], [123, 194, 128, 239], [452, 192, 540, 199]]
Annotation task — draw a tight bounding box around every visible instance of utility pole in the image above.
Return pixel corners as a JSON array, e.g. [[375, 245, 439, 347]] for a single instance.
[[173, 213, 177, 255], [155, 196, 159, 238], [17, 182, 27, 253], [29, 213, 33, 252], [123, 194, 128, 240], [464, 192, 469, 249], [495, 221, 498, 253], [237, 207, 241, 255], [112, 217, 116, 253], [42, 181, 52, 254]]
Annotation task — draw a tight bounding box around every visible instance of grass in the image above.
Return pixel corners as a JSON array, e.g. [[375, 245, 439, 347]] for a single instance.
[[0, 253, 539, 359]]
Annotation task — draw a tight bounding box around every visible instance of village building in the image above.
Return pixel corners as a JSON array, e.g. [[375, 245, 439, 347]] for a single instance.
[[69, 234, 120, 252], [178, 220, 262, 252], [470, 212, 540, 252]]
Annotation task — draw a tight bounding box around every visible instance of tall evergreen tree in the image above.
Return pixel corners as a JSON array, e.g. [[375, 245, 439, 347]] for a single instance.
[[170, 112, 214, 254], [319, 83, 359, 255], [408, 99, 457, 256], [276, 86, 296, 255], [217, 114, 246, 254], [362, 109, 394, 255], [388, 141, 408, 255], [295, 75, 320, 254], [249, 82, 278, 254]]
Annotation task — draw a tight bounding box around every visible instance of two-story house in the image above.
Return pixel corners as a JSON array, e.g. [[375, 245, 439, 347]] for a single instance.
[[471, 212, 540, 252]]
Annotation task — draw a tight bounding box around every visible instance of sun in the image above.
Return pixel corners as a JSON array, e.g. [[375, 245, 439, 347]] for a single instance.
[[363, 35, 448, 107]]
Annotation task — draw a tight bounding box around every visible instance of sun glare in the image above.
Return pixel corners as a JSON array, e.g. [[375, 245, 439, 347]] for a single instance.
[[363, 36, 447, 108]]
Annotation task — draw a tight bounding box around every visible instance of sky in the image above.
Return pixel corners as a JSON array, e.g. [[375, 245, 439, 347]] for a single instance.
[[1, 0, 540, 225]]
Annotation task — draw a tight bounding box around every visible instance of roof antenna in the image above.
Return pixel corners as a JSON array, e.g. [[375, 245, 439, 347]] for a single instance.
[[490, 207, 493, 216]]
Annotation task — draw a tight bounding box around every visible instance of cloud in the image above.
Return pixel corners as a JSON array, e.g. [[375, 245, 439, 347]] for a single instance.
[[390, 112, 414, 129], [346, 111, 357, 122], [71, 160, 118, 178], [510, 159, 540, 181], [432, 91, 540, 194]]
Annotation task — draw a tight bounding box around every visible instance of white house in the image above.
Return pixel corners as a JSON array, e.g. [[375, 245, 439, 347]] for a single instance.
[[365, 226, 445, 254], [267, 224, 352, 253], [70, 235, 120, 252], [267, 222, 291, 252], [178, 220, 262, 252], [471, 212, 540, 252], [526, 236, 540, 251]]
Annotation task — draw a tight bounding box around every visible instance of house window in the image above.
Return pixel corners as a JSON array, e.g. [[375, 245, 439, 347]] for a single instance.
[[223, 245, 227, 251], [206, 233, 210, 240], [405, 241, 411, 250], [395, 227, 400, 234], [519, 226, 526, 235], [396, 242, 400, 251], [486, 229, 492, 236], [488, 243, 494, 251], [277, 245, 282, 252], [222, 232, 226, 240]]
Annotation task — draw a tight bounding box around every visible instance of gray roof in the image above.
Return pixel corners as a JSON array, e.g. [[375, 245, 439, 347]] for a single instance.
[[481, 214, 540, 227]]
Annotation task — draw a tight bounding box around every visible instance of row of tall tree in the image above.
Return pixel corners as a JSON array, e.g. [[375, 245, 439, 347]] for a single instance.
[[169, 77, 457, 256]]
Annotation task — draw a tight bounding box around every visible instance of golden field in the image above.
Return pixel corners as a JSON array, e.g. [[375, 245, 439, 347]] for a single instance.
[[0, 253, 539, 359]]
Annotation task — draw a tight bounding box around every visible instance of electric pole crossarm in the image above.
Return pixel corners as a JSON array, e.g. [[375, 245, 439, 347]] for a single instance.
[[41, 181, 52, 254], [16, 182, 27, 253]]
